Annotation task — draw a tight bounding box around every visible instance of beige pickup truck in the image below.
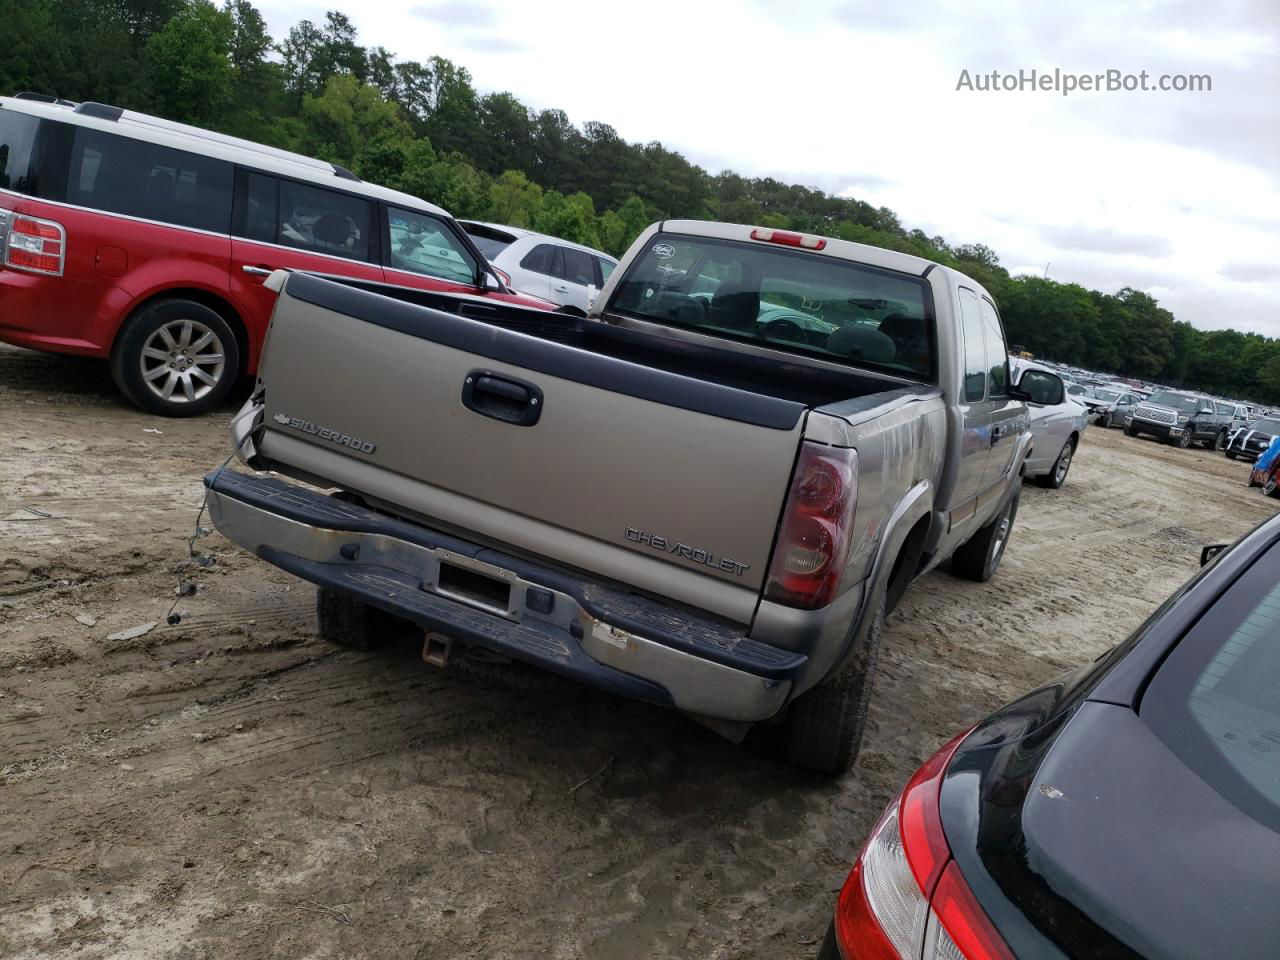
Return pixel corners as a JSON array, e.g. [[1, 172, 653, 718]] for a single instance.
[[206, 221, 1031, 774]]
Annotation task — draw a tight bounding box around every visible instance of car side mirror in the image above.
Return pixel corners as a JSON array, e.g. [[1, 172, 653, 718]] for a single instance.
[[1200, 544, 1229, 566], [1009, 384, 1032, 402], [478, 271, 501, 292]]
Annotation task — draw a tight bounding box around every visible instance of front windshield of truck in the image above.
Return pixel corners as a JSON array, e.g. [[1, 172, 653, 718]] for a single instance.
[[608, 234, 935, 380], [1147, 391, 1200, 413], [1248, 418, 1280, 434]]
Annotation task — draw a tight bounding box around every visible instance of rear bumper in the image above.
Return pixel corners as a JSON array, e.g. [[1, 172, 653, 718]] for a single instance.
[[0, 268, 116, 356], [205, 469, 803, 722]]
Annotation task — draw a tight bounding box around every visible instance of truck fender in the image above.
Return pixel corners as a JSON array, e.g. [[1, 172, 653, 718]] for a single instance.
[[828, 479, 934, 680]]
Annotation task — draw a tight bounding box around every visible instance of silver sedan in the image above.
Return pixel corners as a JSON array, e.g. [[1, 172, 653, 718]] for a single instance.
[[1012, 361, 1090, 489]]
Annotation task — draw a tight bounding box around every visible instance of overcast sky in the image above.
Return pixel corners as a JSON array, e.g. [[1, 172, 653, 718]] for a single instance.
[[259, 0, 1280, 337]]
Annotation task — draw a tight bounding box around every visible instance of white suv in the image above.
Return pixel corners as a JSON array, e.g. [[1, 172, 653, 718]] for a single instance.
[[460, 221, 616, 312]]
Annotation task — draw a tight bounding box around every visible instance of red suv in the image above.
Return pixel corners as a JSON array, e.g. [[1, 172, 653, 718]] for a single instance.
[[0, 94, 554, 416]]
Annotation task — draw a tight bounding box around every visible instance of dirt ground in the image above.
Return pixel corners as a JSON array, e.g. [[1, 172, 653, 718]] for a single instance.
[[1, 341, 1277, 960]]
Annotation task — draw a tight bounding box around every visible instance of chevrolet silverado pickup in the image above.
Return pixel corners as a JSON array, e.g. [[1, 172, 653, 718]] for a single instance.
[[205, 221, 1032, 775]]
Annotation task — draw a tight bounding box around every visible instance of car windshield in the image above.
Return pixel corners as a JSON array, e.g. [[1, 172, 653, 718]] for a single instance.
[[608, 234, 935, 379], [1248, 418, 1280, 434], [1093, 388, 1121, 402], [1142, 546, 1280, 832], [1147, 391, 1201, 413]]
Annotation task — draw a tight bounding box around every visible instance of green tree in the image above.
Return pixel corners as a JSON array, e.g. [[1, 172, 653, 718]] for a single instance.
[[487, 170, 542, 228], [299, 74, 412, 179], [144, 0, 234, 125]]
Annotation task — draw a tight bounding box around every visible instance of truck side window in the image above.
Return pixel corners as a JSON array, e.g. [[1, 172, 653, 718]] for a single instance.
[[980, 297, 1010, 399], [958, 288, 986, 402]]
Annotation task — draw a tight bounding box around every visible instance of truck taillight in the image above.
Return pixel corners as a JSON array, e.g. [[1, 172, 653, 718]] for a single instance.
[[750, 227, 827, 250], [4, 214, 66, 276], [764, 443, 857, 610], [832, 732, 1014, 960]]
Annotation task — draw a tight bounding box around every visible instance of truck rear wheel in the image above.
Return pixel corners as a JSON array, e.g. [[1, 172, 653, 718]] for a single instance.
[[783, 595, 883, 776], [316, 586, 395, 651], [951, 488, 1020, 582], [110, 299, 240, 417]]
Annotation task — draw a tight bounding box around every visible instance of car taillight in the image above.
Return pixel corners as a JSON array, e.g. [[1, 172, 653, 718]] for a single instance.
[[750, 227, 827, 250], [4, 213, 66, 276], [764, 443, 857, 609], [832, 732, 1014, 960]]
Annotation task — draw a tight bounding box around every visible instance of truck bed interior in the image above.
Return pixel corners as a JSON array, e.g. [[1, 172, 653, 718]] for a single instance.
[[328, 274, 918, 409]]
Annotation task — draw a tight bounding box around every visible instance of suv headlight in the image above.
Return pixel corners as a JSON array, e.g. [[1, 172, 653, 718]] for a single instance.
[[1177, 415, 1189, 423]]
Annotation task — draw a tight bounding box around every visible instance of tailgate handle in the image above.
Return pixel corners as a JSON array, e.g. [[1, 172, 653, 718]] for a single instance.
[[462, 371, 543, 426]]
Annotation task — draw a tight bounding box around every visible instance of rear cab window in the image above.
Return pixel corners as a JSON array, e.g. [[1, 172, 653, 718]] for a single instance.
[[607, 233, 936, 380], [1143, 542, 1280, 832]]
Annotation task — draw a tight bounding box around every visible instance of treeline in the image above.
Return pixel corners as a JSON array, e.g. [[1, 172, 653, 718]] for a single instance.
[[3, 0, 1277, 403]]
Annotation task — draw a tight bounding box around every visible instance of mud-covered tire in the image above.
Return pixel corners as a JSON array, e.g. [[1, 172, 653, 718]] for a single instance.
[[1035, 439, 1075, 489], [316, 586, 394, 651], [1100, 412, 1112, 428], [1173, 428, 1193, 448], [1265, 472, 1280, 499], [110, 299, 240, 417], [783, 595, 883, 776], [1213, 431, 1227, 452], [1225, 450, 1239, 460], [952, 488, 1020, 582], [1125, 422, 1139, 438]]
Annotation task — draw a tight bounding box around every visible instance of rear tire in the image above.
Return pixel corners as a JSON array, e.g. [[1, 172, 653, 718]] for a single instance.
[[1265, 472, 1280, 499], [1213, 430, 1227, 451], [951, 488, 1020, 582], [782, 594, 883, 776], [110, 299, 240, 417], [316, 586, 396, 651], [1035, 439, 1075, 489], [1100, 412, 1112, 428]]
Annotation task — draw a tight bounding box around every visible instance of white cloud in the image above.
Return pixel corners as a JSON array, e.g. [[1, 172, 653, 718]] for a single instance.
[[257, 0, 1280, 335]]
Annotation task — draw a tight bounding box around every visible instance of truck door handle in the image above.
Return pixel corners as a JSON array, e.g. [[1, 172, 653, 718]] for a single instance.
[[462, 371, 543, 426], [242, 265, 274, 278], [553, 285, 570, 293]]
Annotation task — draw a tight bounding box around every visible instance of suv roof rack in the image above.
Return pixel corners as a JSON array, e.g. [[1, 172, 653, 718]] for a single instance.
[[75, 102, 124, 121], [332, 164, 361, 182], [14, 92, 78, 106]]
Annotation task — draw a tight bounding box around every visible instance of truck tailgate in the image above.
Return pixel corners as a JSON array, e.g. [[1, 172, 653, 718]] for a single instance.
[[254, 274, 808, 623]]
